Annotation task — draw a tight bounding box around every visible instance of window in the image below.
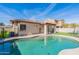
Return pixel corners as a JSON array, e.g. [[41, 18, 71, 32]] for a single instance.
[[20, 24, 26, 31], [56, 26, 59, 28]]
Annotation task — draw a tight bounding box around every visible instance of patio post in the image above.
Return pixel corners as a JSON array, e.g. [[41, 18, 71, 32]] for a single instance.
[[44, 24, 48, 35]]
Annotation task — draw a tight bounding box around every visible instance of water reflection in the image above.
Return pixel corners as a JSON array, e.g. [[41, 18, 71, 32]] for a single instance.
[[44, 36, 47, 46]]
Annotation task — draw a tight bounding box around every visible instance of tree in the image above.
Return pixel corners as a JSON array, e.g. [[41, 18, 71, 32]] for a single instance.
[[0, 23, 5, 26], [71, 23, 77, 34], [1, 27, 5, 38]]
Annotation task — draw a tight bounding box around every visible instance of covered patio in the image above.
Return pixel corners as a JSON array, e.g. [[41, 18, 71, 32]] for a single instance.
[[44, 20, 56, 35]]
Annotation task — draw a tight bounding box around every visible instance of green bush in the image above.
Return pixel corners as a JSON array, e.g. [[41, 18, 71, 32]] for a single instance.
[[0, 31, 10, 38], [4, 31, 10, 38], [0, 34, 2, 38]]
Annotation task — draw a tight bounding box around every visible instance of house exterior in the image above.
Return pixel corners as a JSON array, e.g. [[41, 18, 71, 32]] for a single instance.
[[56, 20, 64, 28], [43, 19, 56, 34], [10, 20, 44, 36], [10, 19, 64, 36]]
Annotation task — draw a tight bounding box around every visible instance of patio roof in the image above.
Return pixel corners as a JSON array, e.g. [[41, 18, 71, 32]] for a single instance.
[[43, 20, 56, 25], [10, 19, 43, 25]]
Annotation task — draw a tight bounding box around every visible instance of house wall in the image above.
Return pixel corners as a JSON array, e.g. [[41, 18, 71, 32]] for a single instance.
[[11, 20, 58, 36], [0, 26, 14, 34], [12, 22, 44, 35], [4, 27, 14, 32], [12, 23, 19, 34], [56, 20, 64, 28]]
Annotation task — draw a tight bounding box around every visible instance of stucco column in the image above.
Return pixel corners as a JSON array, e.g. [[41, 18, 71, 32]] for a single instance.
[[13, 23, 19, 34], [44, 24, 48, 35], [18, 23, 21, 35], [13, 25, 16, 33], [54, 26, 56, 33]]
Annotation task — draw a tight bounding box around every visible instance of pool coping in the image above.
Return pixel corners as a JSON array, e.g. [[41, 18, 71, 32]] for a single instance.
[[1, 33, 79, 43]]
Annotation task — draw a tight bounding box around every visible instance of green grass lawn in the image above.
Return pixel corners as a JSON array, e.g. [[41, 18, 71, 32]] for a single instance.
[[55, 32, 79, 37]]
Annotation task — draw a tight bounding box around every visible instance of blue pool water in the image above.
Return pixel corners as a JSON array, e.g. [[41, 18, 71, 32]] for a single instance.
[[15, 36, 79, 55], [0, 39, 20, 55], [0, 36, 79, 55]]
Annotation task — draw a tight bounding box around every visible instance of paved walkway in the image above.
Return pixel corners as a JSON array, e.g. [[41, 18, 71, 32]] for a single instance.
[[59, 48, 79, 55]]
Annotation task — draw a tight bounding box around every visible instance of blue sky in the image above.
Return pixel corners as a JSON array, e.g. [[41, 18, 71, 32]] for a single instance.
[[0, 3, 79, 25]]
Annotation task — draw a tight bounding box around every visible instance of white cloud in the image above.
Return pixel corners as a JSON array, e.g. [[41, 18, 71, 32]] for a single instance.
[[30, 4, 56, 20]]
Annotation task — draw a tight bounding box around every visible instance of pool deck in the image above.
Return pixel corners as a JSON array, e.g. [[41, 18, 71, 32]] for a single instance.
[[59, 48, 79, 55]]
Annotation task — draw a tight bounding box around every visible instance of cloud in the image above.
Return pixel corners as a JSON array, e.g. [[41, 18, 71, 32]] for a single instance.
[[30, 3, 56, 20], [48, 4, 74, 18], [0, 5, 28, 19], [0, 5, 28, 24], [23, 9, 41, 19]]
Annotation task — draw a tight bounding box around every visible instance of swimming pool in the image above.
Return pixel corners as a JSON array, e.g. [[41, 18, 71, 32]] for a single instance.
[[0, 36, 79, 55], [15, 36, 79, 55]]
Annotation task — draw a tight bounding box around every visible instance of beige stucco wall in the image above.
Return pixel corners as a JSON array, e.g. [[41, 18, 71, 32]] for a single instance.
[[4, 27, 14, 32], [56, 20, 64, 27], [12, 23, 19, 34], [0, 26, 14, 33], [12, 22, 44, 35]]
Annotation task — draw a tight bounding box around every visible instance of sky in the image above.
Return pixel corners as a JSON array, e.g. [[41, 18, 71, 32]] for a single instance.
[[0, 3, 79, 25]]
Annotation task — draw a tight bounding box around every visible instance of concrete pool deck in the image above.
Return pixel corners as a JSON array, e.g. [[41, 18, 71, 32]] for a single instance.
[[59, 48, 79, 55]]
